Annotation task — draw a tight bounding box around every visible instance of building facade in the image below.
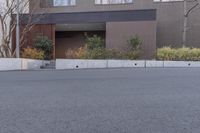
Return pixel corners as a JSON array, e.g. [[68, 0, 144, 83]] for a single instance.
[[20, 0, 200, 59]]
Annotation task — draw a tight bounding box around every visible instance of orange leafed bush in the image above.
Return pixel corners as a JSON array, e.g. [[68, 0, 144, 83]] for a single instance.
[[65, 47, 86, 59], [21, 47, 45, 60]]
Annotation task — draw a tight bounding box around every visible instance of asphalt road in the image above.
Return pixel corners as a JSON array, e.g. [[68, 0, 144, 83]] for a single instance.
[[0, 68, 200, 133]]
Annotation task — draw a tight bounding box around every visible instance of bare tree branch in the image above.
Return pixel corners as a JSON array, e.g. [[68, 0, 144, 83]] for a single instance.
[[0, 0, 46, 58], [182, 0, 200, 45]]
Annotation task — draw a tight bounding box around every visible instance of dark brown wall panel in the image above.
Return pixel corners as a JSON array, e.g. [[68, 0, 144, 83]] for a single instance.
[[12, 24, 55, 58], [106, 21, 157, 59]]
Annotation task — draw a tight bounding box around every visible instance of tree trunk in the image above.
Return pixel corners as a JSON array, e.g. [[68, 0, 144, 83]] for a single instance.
[[183, 0, 187, 46], [183, 16, 188, 46]]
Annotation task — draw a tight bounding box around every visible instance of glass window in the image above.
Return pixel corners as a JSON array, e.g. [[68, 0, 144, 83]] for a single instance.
[[95, 0, 133, 4], [53, 0, 76, 6]]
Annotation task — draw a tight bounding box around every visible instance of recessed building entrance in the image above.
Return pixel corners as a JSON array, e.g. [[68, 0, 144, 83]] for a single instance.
[[55, 23, 106, 58]]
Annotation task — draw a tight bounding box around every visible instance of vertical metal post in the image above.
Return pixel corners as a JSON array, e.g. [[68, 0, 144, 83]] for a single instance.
[[16, 0, 20, 58]]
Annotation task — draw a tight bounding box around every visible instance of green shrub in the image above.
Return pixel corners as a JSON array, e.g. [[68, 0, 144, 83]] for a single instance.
[[175, 47, 190, 61], [157, 46, 200, 61], [34, 35, 53, 60], [83, 34, 106, 59], [65, 47, 141, 60], [85, 35, 105, 50], [105, 49, 125, 59], [189, 48, 200, 61], [157, 47, 176, 60], [65, 47, 86, 59], [64, 35, 142, 60], [21, 47, 45, 60], [127, 35, 142, 51], [65, 47, 106, 59], [125, 35, 142, 59], [85, 48, 106, 59], [125, 50, 141, 60]]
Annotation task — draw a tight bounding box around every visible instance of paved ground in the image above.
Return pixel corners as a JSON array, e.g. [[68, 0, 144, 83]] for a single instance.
[[0, 68, 200, 133]]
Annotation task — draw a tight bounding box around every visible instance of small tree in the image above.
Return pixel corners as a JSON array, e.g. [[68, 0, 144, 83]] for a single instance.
[[126, 35, 142, 60], [0, 0, 46, 58], [85, 34, 105, 51], [33, 35, 53, 60], [84, 34, 106, 59], [127, 35, 142, 51]]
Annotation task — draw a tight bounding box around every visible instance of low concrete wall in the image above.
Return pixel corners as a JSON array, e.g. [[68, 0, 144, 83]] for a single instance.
[[56, 59, 87, 69], [1, 59, 200, 71], [56, 59, 200, 70], [0, 58, 45, 71], [56, 59, 145, 69], [107, 60, 145, 68], [56, 59, 107, 69], [0, 58, 21, 71], [87, 60, 107, 69], [146, 61, 164, 68], [164, 61, 200, 68], [21, 59, 45, 70]]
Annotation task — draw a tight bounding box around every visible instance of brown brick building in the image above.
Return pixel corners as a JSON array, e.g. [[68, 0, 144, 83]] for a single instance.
[[16, 0, 200, 59]]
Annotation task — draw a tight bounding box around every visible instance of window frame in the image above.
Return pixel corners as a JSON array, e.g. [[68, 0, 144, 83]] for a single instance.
[[53, 0, 76, 7], [153, 0, 183, 3], [94, 0, 134, 5]]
